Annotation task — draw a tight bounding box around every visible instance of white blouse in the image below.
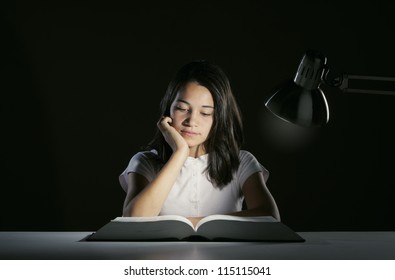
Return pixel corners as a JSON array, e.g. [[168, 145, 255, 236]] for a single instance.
[[119, 150, 269, 217]]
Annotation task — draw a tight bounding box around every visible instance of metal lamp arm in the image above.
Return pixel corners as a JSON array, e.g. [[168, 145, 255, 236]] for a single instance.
[[323, 67, 395, 96]]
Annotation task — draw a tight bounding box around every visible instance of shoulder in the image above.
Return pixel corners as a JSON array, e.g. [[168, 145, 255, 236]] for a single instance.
[[131, 150, 161, 163], [127, 149, 163, 174], [121, 150, 162, 188], [239, 150, 258, 162], [237, 150, 269, 182]]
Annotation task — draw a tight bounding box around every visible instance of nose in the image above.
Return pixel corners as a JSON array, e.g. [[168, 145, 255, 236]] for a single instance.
[[183, 111, 199, 127]]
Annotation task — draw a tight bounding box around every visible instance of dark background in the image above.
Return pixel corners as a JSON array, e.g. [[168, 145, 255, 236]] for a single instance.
[[1, 1, 395, 232]]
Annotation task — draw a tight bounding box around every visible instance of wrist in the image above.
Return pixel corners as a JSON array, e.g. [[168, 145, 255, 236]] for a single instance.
[[171, 148, 189, 161]]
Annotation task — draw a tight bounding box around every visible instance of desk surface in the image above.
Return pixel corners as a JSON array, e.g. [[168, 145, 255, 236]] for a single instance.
[[1, 231, 394, 260]]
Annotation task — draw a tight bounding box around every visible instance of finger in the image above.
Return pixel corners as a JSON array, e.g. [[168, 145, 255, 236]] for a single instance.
[[163, 116, 172, 124], [158, 116, 172, 126], [157, 116, 172, 131]]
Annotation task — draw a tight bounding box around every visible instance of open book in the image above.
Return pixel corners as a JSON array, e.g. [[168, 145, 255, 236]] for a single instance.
[[87, 215, 304, 242]]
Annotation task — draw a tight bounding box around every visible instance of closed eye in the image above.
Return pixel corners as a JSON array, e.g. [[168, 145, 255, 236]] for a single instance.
[[175, 106, 188, 112]]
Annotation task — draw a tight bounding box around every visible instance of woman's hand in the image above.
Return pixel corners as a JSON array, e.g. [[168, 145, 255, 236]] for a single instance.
[[126, 117, 190, 217], [187, 217, 203, 228], [157, 116, 189, 155]]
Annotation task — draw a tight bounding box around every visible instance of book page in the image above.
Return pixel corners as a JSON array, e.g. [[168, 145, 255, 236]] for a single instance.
[[195, 215, 277, 231], [112, 215, 276, 233], [113, 215, 194, 229], [89, 215, 300, 241]]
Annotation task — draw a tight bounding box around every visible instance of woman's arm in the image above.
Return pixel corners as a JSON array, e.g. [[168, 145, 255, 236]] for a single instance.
[[186, 171, 281, 225], [122, 172, 148, 216], [123, 116, 189, 217], [233, 171, 280, 220], [123, 150, 188, 216]]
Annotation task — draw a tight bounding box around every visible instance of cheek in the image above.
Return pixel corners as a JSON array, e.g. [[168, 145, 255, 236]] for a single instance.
[[169, 113, 182, 127], [169, 110, 178, 121], [203, 120, 214, 134], [169, 109, 175, 118]]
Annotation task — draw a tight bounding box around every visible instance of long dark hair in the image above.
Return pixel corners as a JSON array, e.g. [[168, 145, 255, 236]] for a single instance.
[[145, 61, 244, 187]]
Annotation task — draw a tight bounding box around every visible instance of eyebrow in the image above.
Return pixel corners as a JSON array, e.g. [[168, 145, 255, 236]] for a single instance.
[[176, 99, 215, 109]]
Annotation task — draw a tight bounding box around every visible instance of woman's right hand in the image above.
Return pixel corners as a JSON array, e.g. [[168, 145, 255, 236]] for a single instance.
[[157, 116, 189, 156]]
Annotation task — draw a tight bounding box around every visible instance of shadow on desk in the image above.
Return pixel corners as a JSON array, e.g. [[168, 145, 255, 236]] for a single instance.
[[1, 231, 395, 260]]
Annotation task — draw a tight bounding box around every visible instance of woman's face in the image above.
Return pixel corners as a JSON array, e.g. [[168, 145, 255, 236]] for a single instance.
[[170, 82, 215, 157]]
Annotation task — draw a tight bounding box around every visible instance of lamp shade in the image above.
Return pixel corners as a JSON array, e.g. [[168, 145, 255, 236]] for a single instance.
[[265, 50, 329, 127]]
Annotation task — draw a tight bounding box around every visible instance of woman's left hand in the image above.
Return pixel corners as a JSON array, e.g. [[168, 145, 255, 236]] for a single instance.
[[187, 217, 203, 228]]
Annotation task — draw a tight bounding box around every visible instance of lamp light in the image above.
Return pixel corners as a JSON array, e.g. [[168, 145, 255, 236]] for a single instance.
[[265, 50, 395, 127]]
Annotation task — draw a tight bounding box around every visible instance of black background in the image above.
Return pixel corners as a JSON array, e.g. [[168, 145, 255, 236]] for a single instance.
[[1, 1, 395, 231]]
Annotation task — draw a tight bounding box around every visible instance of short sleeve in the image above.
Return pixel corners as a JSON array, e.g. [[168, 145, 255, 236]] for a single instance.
[[237, 150, 269, 188], [119, 151, 161, 193]]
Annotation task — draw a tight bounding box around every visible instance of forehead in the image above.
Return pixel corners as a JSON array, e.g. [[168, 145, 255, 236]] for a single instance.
[[174, 82, 214, 106]]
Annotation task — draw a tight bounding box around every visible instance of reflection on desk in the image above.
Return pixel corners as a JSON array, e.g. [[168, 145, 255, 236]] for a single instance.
[[0, 231, 394, 260]]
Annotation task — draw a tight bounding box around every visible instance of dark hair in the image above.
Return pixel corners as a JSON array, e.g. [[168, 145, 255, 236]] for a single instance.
[[145, 61, 244, 187]]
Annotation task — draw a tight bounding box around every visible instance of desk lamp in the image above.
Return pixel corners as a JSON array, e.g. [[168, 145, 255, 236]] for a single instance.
[[265, 50, 395, 127]]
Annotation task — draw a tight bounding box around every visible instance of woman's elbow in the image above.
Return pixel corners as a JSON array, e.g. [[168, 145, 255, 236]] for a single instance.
[[126, 200, 160, 217]]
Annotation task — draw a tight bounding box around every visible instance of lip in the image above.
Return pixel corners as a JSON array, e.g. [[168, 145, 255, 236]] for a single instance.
[[181, 130, 199, 137]]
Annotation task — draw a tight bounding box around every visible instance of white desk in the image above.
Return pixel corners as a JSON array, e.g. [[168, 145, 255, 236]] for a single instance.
[[1, 231, 395, 259]]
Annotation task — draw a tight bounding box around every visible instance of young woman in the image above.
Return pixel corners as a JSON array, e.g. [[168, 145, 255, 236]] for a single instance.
[[120, 61, 280, 226]]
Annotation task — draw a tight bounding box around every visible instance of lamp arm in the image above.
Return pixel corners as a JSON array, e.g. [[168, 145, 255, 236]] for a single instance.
[[323, 68, 395, 96]]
